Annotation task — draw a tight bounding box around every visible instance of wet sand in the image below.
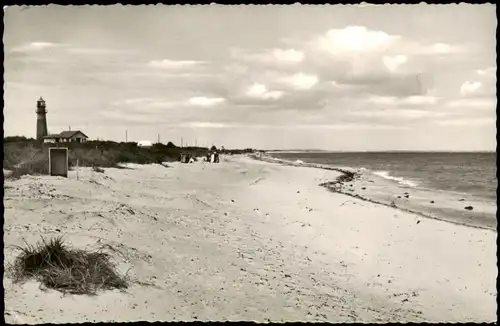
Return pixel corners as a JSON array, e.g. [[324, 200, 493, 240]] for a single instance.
[[3, 154, 497, 323]]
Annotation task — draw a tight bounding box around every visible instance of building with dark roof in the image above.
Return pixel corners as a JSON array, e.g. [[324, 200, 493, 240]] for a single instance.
[[43, 130, 89, 144]]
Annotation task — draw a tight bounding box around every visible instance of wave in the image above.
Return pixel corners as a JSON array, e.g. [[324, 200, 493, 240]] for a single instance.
[[373, 170, 419, 187], [258, 155, 356, 175], [263, 155, 418, 187]]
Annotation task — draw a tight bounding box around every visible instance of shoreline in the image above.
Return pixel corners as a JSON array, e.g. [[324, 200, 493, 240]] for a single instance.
[[251, 153, 497, 231]]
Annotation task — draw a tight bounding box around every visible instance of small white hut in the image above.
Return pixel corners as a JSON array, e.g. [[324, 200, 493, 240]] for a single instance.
[[137, 140, 152, 148]]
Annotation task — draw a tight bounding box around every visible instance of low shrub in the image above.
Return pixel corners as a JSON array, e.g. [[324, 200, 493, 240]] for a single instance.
[[92, 166, 105, 173], [4, 143, 49, 179], [4, 137, 258, 177]]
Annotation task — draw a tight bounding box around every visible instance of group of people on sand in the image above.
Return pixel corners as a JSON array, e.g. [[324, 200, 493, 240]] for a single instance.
[[205, 151, 220, 163], [180, 151, 220, 163]]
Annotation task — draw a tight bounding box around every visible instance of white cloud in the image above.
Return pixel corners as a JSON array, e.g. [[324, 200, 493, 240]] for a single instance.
[[178, 122, 283, 129], [113, 95, 227, 111], [398, 109, 434, 118], [476, 66, 496, 77], [398, 41, 464, 56], [434, 118, 494, 126], [460, 81, 483, 96], [317, 26, 400, 55], [99, 110, 165, 123], [112, 98, 194, 110], [149, 59, 205, 69], [147, 101, 183, 108], [11, 42, 67, 52], [187, 97, 226, 106], [178, 122, 407, 130], [350, 107, 449, 120], [246, 83, 284, 100], [401, 95, 439, 105], [368, 95, 439, 106], [67, 48, 138, 55], [445, 98, 496, 109], [368, 96, 398, 105], [292, 123, 408, 130], [459, 66, 496, 98], [132, 72, 214, 79], [180, 122, 235, 129], [330, 80, 358, 91], [118, 98, 157, 105], [282, 73, 318, 90], [231, 47, 304, 65], [271, 48, 305, 63], [113, 98, 180, 107], [224, 63, 249, 75], [313, 26, 464, 59], [383, 55, 407, 72], [430, 43, 454, 54]]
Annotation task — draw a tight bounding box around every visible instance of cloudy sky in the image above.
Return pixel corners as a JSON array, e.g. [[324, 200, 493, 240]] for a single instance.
[[4, 4, 497, 151]]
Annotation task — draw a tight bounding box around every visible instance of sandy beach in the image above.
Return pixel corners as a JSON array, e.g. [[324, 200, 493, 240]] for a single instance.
[[3, 154, 497, 323]]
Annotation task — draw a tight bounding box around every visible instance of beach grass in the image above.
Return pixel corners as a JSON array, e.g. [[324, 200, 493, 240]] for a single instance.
[[9, 236, 128, 295]]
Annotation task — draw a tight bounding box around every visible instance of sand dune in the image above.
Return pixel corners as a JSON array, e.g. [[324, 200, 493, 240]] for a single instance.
[[3, 155, 497, 323]]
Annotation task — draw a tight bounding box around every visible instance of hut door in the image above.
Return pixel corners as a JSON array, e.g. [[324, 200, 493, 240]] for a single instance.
[[49, 147, 69, 177]]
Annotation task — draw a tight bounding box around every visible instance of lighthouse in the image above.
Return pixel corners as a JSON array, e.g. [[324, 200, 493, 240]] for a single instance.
[[36, 97, 48, 141]]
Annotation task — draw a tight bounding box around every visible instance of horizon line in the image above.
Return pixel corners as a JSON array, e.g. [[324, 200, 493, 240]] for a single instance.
[[266, 149, 496, 153]]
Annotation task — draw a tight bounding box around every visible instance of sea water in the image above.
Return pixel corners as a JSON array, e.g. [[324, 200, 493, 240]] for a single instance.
[[268, 151, 497, 202]]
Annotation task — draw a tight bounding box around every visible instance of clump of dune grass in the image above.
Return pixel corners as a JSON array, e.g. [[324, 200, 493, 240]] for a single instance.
[[10, 236, 128, 295]]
